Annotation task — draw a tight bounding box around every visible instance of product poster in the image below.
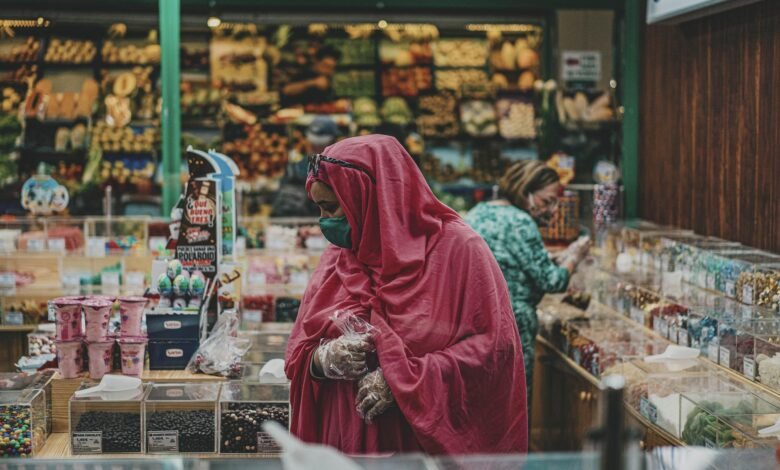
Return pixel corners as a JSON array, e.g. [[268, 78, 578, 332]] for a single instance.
[[176, 177, 222, 281]]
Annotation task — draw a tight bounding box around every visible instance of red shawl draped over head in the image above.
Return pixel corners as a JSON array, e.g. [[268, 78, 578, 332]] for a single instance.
[[285, 134, 527, 455]]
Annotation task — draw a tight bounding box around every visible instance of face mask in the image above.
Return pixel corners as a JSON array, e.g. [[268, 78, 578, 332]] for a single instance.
[[319, 216, 352, 249]]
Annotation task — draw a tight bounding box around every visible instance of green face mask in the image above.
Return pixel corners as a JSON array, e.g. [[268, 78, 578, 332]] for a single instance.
[[319, 216, 352, 249]]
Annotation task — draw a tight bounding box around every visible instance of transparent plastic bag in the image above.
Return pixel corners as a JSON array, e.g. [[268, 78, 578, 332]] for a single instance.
[[187, 310, 251, 379], [316, 310, 376, 380], [355, 367, 394, 423]]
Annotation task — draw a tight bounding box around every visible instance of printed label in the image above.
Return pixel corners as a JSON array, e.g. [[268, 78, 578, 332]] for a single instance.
[[0, 272, 16, 295], [640, 397, 658, 424], [744, 357, 756, 381], [47, 301, 56, 322], [677, 328, 689, 347], [725, 281, 736, 298], [708, 343, 720, 363], [148, 431, 178, 452], [630, 307, 645, 325], [86, 237, 106, 258], [257, 432, 281, 453], [72, 431, 102, 454], [165, 349, 184, 358], [741, 305, 753, 320], [164, 321, 182, 330], [669, 325, 679, 344], [26, 238, 45, 252], [165, 388, 184, 397], [48, 238, 66, 252], [719, 347, 731, 368], [743, 284, 754, 305]]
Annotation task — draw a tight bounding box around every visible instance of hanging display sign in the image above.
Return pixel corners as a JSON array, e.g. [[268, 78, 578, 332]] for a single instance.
[[647, 0, 762, 25], [561, 51, 601, 83], [176, 177, 222, 281]]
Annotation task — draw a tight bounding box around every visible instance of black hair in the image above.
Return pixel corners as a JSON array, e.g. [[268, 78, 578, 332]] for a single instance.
[[315, 45, 342, 62]]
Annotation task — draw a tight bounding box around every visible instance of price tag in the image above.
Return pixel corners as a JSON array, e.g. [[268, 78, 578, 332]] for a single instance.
[[147, 431, 178, 453], [708, 343, 720, 363], [0, 271, 16, 295], [742, 305, 753, 320], [27, 238, 45, 252], [706, 273, 715, 291], [48, 238, 66, 253], [652, 316, 663, 335], [87, 237, 106, 258], [248, 272, 267, 286], [640, 397, 658, 424], [744, 357, 756, 381], [743, 284, 754, 305], [257, 432, 281, 453], [725, 281, 736, 298], [630, 307, 645, 326], [72, 431, 102, 454], [47, 301, 56, 322], [677, 328, 689, 346], [4, 312, 23, 325], [101, 272, 121, 296], [125, 271, 145, 294], [669, 325, 679, 344], [719, 346, 731, 369]]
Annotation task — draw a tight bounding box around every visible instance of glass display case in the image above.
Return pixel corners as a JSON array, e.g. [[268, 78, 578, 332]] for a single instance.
[[625, 283, 662, 328], [0, 389, 46, 457], [737, 264, 780, 309], [238, 332, 290, 353], [680, 390, 780, 448], [708, 252, 780, 300], [84, 217, 150, 256], [219, 382, 290, 454], [69, 384, 146, 454], [143, 383, 221, 454], [691, 248, 758, 292]]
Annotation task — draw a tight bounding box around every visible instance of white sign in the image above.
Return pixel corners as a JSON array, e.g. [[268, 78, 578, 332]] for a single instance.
[[744, 357, 756, 381], [48, 238, 66, 253], [72, 431, 102, 454], [708, 343, 720, 363], [147, 431, 178, 453], [0, 271, 16, 295], [647, 0, 762, 25], [719, 346, 731, 369], [561, 51, 602, 82], [86, 237, 107, 258], [101, 272, 121, 296], [26, 238, 45, 252]]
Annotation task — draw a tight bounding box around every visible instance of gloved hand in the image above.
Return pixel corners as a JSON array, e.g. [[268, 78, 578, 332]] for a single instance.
[[571, 236, 592, 263], [316, 334, 374, 380], [355, 367, 394, 423]]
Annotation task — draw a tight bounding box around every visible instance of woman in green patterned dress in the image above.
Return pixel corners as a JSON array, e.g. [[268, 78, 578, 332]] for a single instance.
[[465, 160, 591, 411]]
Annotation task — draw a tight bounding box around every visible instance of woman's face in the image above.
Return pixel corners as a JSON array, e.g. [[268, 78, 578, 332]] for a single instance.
[[310, 181, 345, 218], [527, 182, 560, 226]]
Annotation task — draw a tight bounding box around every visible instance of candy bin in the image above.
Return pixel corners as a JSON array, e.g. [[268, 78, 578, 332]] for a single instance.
[[69, 383, 145, 454], [755, 335, 780, 390], [737, 264, 780, 309], [654, 234, 708, 273], [144, 383, 220, 454], [697, 248, 759, 292], [625, 283, 661, 328], [717, 318, 757, 374], [680, 390, 780, 448], [219, 382, 290, 454], [687, 306, 730, 358], [0, 389, 46, 457], [680, 239, 742, 284], [711, 252, 780, 299], [648, 303, 688, 341]]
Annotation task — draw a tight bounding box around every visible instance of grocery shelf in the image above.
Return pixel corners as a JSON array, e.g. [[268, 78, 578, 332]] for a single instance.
[[0, 325, 37, 333]]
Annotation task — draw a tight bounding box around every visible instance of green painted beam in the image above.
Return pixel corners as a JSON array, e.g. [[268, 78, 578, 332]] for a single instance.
[[159, 0, 182, 215], [621, 0, 641, 219]]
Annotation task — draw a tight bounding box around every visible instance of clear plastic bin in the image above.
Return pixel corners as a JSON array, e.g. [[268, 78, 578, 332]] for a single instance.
[[0, 389, 46, 457], [69, 383, 145, 454], [710, 252, 780, 299], [737, 264, 780, 309], [143, 383, 220, 454], [219, 382, 290, 454]]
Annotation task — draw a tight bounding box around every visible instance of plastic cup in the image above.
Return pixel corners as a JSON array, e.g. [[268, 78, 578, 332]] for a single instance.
[[87, 340, 115, 379], [118, 337, 147, 377], [53, 297, 84, 341], [83, 298, 113, 342], [55, 339, 83, 379], [118, 296, 148, 338]]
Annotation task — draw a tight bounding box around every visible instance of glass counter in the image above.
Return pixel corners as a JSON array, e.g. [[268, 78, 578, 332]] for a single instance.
[[69, 383, 145, 454], [737, 264, 780, 309], [143, 383, 221, 454], [692, 248, 759, 292], [709, 252, 780, 300], [219, 382, 290, 454]]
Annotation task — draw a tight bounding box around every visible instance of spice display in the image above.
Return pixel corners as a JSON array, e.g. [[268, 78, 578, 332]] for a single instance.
[[332, 70, 375, 98], [417, 93, 459, 138], [146, 410, 215, 453], [460, 100, 497, 137], [92, 123, 158, 154], [381, 67, 432, 97], [44, 39, 97, 64], [72, 411, 142, 453], [496, 97, 535, 139], [435, 69, 488, 95], [0, 38, 41, 63], [432, 39, 487, 67], [101, 41, 160, 65]]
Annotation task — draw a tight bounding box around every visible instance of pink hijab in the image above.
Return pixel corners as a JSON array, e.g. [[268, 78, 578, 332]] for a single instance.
[[285, 134, 527, 454]]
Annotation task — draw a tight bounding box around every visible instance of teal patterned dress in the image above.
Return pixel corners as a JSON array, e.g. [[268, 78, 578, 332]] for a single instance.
[[465, 202, 570, 405]]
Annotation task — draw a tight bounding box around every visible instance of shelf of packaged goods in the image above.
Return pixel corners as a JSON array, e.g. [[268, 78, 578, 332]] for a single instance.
[[0, 325, 37, 332]]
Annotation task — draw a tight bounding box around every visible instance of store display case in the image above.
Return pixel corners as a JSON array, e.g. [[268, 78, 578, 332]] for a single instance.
[[625, 282, 662, 328], [218, 382, 290, 454], [143, 383, 221, 454], [736, 264, 780, 309], [238, 331, 289, 353], [691, 248, 758, 292], [83, 217, 150, 256], [0, 389, 46, 457], [707, 252, 780, 300], [680, 390, 780, 448], [69, 384, 146, 454]]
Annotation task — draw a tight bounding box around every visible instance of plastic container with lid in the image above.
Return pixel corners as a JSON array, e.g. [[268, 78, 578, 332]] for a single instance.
[[709, 252, 780, 299], [218, 382, 290, 454], [0, 389, 47, 457], [69, 383, 146, 454], [143, 383, 221, 454], [736, 264, 780, 309]]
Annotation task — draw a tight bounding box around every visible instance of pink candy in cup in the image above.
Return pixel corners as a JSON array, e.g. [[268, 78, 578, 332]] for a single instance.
[[55, 339, 83, 379], [83, 298, 114, 342], [118, 296, 148, 337], [53, 297, 84, 341], [86, 340, 115, 379], [119, 337, 147, 377]]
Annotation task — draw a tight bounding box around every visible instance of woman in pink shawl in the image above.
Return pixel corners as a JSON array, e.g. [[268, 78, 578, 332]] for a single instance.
[[285, 134, 527, 454]]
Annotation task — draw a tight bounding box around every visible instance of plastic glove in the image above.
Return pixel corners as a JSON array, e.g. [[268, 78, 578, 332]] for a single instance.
[[355, 367, 394, 423], [316, 334, 373, 380]]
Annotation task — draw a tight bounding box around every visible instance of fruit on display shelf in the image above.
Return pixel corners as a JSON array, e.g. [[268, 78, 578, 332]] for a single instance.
[[496, 97, 535, 139], [102, 41, 161, 64], [221, 124, 289, 182], [99, 159, 156, 186], [417, 93, 459, 138], [379, 97, 413, 126], [460, 100, 498, 137], [333, 70, 375, 98], [435, 69, 489, 96], [92, 121, 158, 153], [325, 39, 374, 65], [44, 39, 97, 64], [381, 67, 432, 97], [2, 87, 22, 114], [432, 39, 487, 67], [0, 37, 41, 63], [352, 97, 381, 127], [181, 85, 223, 117]]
